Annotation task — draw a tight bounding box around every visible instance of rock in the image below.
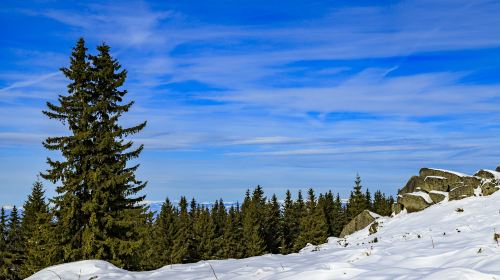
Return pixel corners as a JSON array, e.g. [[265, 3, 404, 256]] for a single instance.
[[422, 176, 449, 192], [481, 182, 499, 196], [369, 221, 379, 235], [399, 176, 424, 195], [497, 166, 500, 172], [429, 191, 447, 203], [420, 168, 481, 187], [449, 185, 475, 201], [340, 210, 380, 238], [398, 193, 432, 213]]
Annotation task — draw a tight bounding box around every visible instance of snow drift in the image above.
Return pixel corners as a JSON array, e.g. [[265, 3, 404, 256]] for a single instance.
[[28, 191, 500, 279]]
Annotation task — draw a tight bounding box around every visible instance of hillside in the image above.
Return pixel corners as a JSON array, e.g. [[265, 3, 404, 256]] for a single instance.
[[28, 191, 500, 279]]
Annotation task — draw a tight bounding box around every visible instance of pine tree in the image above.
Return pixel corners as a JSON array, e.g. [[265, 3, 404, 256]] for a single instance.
[[4, 206, 23, 279], [319, 191, 336, 237], [365, 188, 372, 211], [264, 194, 282, 254], [0, 207, 9, 278], [210, 199, 227, 258], [331, 193, 346, 237], [194, 206, 214, 260], [281, 190, 296, 254], [223, 205, 245, 259], [42, 39, 148, 269], [41, 38, 93, 262], [347, 174, 365, 220], [295, 189, 328, 250], [19, 180, 59, 278], [172, 197, 196, 263], [148, 198, 178, 268], [242, 186, 266, 257]]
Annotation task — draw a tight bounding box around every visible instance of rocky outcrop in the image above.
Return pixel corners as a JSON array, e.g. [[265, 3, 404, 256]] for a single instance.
[[393, 166, 499, 215], [340, 210, 381, 238]]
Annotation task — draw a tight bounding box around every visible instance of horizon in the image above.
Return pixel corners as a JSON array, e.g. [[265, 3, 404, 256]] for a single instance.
[[2, 0, 500, 206]]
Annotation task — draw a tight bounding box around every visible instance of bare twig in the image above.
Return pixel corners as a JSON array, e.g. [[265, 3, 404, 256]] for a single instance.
[[206, 261, 219, 280], [431, 236, 435, 248]]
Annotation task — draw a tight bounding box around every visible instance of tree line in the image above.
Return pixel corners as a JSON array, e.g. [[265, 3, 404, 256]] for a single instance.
[[0, 175, 393, 278], [0, 38, 393, 278]]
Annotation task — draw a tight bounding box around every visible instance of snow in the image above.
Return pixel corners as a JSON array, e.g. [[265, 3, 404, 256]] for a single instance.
[[431, 168, 470, 177], [425, 176, 447, 180], [407, 191, 434, 204], [28, 192, 500, 280]]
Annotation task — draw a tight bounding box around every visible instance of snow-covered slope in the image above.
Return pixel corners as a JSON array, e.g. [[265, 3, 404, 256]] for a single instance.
[[28, 192, 500, 280]]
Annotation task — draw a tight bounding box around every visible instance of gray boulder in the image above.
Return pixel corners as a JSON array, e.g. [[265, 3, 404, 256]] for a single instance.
[[428, 191, 447, 203], [398, 193, 432, 213], [340, 210, 380, 238], [497, 166, 500, 172], [449, 185, 475, 201]]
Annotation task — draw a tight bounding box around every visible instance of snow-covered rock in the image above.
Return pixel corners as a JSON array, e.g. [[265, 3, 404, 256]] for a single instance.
[[28, 192, 500, 280]]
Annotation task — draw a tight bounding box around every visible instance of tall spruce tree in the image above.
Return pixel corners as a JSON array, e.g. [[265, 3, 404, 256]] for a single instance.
[[41, 38, 92, 262], [42, 39, 148, 269]]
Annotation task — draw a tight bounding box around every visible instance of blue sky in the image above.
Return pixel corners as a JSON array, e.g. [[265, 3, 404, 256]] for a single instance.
[[1, 0, 500, 206]]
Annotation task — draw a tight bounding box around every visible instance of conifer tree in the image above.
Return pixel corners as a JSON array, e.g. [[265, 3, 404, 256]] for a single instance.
[[4, 206, 23, 279], [42, 39, 148, 269], [19, 180, 58, 278], [331, 193, 346, 237], [41, 38, 92, 262], [295, 189, 328, 250], [281, 190, 296, 254], [242, 186, 266, 256], [194, 206, 214, 260], [210, 199, 227, 258], [347, 174, 365, 220], [264, 194, 282, 254], [223, 205, 245, 259], [365, 188, 372, 211], [172, 197, 196, 263], [0, 207, 9, 278], [149, 198, 177, 268]]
